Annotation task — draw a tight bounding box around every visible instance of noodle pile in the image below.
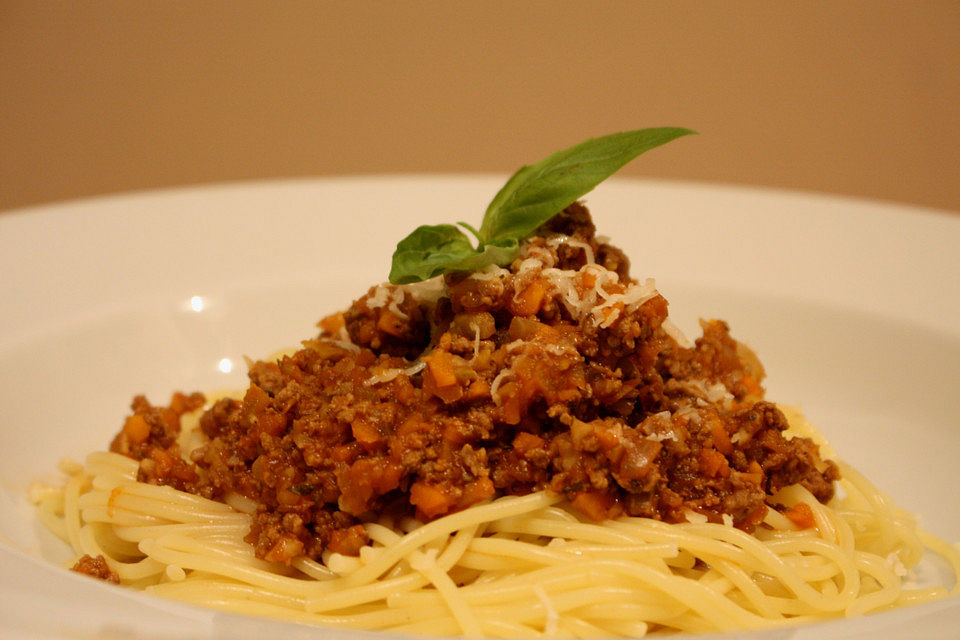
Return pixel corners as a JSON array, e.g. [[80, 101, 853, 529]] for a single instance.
[[31, 408, 959, 638]]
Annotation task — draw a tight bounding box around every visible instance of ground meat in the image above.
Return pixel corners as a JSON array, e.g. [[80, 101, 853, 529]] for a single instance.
[[71, 554, 119, 584], [107, 202, 839, 562], [109, 392, 205, 492]]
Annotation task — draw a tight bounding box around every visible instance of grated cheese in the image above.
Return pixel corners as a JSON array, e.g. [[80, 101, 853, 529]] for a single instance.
[[404, 276, 446, 306], [591, 277, 658, 328], [364, 369, 402, 386], [470, 323, 481, 363], [469, 264, 510, 281], [489, 368, 514, 404], [662, 318, 694, 349], [365, 284, 409, 320], [546, 234, 595, 265], [364, 361, 426, 386]]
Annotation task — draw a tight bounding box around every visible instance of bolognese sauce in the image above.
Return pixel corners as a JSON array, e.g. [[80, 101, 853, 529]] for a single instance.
[[106, 203, 838, 565]]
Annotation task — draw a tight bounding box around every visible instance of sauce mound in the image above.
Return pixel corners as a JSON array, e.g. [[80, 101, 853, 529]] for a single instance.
[[107, 203, 838, 564]]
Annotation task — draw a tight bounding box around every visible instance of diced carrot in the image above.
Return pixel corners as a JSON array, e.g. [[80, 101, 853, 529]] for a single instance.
[[498, 381, 522, 425], [264, 535, 304, 564], [740, 504, 768, 532], [151, 447, 173, 476], [457, 477, 495, 509], [243, 385, 271, 417], [409, 482, 455, 519], [709, 415, 733, 455], [784, 502, 816, 529], [122, 414, 150, 446], [396, 415, 430, 437], [463, 379, 490, 401], [581, 271, 596, 290], [508, 316, 545, 341], [571, 492, 613, 521], [423, 351, 463, 403], [595, 425, 621, 451], [258, 411, 287, 437], [159, 408, 179, 432], [699, 448, 730, 478], [423, 372, 463, 403], [508, 280, 547, 316], [351, 419, 380, 445], [318, 312, 345, 335], [377, 310, 406, 337], [276, 488, 304, 507], [327, 524, 369, 556], [513, 431, 545, 455], [425, 351, 458, 388]]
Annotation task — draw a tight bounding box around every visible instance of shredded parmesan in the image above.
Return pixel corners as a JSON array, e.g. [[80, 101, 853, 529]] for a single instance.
[[366, 284, 409, 319], [404, 361, 426, 376], [591, 277, 658, 328], [364, 369, 402, 386], [364, 361, 426, 386], [546, 234, 595, 265], [404, 276, 446, 306], [662, 318, 694, 349], [674, 378, 734, 406], [469, 264, 510, 281], [365, 284, 391, 309], [321, 338, 361, 353], [645, 431, 677, 443], [470, 323, 481, 363], [520, 244, 556, 269], [489, 368, 514, 403], [504, 339, 526, 353], [516, 258, 544, 275]]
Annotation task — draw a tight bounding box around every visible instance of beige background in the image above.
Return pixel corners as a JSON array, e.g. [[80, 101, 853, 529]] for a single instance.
[[2, 1, 958, 214]]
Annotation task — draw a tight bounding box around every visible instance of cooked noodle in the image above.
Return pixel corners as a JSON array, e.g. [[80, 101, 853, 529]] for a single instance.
[[32, 407, 959, 637]]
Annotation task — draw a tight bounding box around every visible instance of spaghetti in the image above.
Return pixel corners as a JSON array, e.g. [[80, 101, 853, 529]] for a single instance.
[[32, 408, 959, 637]]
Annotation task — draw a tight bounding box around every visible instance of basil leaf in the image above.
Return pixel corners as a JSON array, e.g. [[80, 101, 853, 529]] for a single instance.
[[479, 127, 695, 244], [444, 236, 518, 272], [389, 224, 479, 284], [387, 127, 695, 284], [389, 225, 522, 284]]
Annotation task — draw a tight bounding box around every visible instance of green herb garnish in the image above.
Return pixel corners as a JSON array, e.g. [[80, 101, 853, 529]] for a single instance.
[[388, 127, 696, 284]]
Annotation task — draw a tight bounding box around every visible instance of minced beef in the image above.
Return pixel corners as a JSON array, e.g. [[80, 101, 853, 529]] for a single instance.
[[71, 554, 120, 584], [109, 203, 839, 564]]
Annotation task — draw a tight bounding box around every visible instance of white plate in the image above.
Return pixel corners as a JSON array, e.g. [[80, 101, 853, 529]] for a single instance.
[[0, 177, 957, 639]]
